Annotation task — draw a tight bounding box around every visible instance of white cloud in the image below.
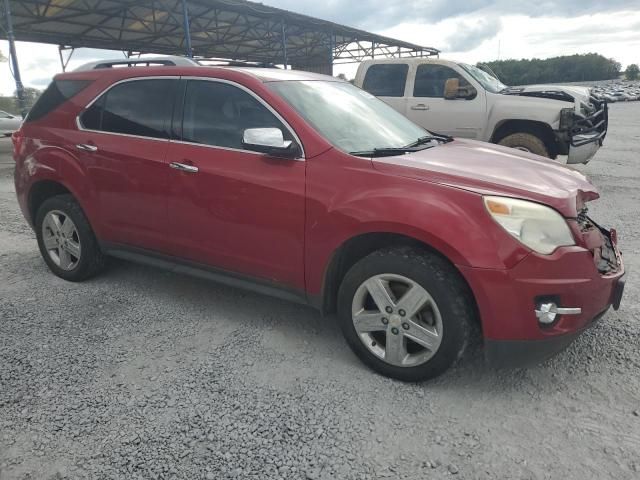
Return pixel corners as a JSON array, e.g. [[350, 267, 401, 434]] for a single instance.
[[2, 6, 640, 94]]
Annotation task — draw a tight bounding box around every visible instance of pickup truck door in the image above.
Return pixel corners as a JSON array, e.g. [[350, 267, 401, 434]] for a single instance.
[[405, 64, 486, 139]]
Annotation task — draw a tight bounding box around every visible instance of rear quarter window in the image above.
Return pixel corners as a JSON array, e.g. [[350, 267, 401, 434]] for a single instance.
[[362, 64, 409, 97], [25, 79, 92, 122]]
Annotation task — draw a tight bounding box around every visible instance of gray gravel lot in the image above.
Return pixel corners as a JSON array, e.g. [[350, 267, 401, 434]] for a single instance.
[[1, 103, 639, 480]]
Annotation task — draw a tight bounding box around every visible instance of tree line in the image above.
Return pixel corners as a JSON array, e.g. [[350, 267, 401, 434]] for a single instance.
[[0, 88, 41, 115], [479, 53, 623, 85]]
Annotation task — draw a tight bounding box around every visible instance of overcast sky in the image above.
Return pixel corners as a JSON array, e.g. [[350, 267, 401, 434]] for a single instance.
[[2, 0, 640, 95]]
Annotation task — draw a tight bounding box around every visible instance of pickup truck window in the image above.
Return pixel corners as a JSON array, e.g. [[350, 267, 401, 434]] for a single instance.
[[269, 80, 426, 154], [459, 63, 507, 94], [362, 64, 409, 97], [413, 65, 469, 98]]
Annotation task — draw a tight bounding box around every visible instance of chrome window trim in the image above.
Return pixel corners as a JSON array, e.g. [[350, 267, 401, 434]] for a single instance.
[[179, 76, 305, 160], [75, 75, 305, 160], [75, 76, 177, 142]]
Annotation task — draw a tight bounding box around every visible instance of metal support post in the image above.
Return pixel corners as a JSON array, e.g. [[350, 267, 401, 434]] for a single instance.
[[281, 20, 287, 69], [3, 0, 26, 116], [328, 33, 334, 76], [181, 0, 193, 58]]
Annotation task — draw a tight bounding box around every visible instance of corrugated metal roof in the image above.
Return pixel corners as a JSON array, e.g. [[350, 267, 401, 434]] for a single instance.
[[2, 0, 439, 66]]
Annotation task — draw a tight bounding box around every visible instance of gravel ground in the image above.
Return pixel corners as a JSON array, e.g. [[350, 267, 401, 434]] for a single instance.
[[1, 103, 639, 480]]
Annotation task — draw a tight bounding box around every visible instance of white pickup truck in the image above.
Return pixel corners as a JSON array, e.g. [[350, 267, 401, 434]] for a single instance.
[[354, 58, 608, 163]]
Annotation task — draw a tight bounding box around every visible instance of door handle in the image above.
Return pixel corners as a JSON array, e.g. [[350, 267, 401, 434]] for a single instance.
[[170, 161, 199, 173], [76, 143, 98, 152], [410, 104, 430, 111]]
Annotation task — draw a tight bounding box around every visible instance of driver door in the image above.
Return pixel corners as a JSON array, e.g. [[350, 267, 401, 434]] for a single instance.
[[164, 79, 306, 290], [405, 64, 486, 139]]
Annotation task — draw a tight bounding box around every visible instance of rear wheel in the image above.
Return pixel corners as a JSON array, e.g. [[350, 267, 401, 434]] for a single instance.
[[497, 132, 550, 157], [337, 247, 476, 382], [35, 194, 107, 281]]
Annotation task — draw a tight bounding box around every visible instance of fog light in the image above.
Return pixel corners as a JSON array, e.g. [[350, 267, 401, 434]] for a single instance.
[[535, 302, 582, 325]]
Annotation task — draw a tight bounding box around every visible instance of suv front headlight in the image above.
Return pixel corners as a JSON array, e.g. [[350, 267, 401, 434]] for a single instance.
[[483, 196, 575, 254]]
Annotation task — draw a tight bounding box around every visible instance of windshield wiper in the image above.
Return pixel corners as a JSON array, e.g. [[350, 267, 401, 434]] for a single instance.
[[350, 134, 454, 157], [404, 134, 453, 148], [349, 147, 426, 158]]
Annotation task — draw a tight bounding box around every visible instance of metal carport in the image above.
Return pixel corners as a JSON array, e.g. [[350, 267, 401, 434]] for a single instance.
[[1, 0, 439, 112]]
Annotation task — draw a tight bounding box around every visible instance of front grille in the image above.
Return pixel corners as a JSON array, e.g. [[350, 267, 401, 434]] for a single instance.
[[569, 95, 608, 147]]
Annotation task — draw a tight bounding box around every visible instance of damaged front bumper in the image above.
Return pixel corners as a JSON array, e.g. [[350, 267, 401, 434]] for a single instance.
[[458, 210, 625, 368], [564, 95, 609, 164]]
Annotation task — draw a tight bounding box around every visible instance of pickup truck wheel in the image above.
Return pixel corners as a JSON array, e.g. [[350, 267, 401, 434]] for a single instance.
[[497, 132, 549, 157], [35, 194, 107, 282], [337, 247, 475, 382]]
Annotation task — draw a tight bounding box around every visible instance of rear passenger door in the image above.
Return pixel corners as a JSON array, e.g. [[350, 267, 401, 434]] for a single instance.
[[361, 63, 410, 115], [405, 64, 486, 138], [75, 77, 179, 251]]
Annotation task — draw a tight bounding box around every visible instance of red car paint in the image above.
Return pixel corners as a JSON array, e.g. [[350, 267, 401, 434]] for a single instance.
[[13, 66, 624, 359]]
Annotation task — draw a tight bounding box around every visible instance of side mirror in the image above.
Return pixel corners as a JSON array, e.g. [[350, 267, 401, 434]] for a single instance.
[[242, 128, 299, 158], [444, 78, 460, 100], [444, 78, 477, 100]]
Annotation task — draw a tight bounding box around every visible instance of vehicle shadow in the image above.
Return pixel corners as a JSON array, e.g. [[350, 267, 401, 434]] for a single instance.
[[98, 258, 608, 395]]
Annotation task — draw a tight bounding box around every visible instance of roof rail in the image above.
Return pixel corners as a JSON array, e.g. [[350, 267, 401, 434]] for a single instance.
[[74, 55, 199, 71], [194, 57, 279, 69]]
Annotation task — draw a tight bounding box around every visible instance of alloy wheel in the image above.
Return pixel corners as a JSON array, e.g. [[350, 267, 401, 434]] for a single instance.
[[351, 273, 443, 367], [42, 210, 81, 271]]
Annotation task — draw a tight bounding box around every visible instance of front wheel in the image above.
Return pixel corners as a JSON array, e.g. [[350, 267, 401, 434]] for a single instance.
[[497, 132, 550, 158], [337, 247, 476, 382]]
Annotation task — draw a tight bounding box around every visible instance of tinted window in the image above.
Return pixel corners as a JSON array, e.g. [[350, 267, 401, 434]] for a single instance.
[[362, 64, 408, 97], [413, 64, 469, 98], [80, 95, 104, 130], [25, 79, 91, 122], [181, 80, 291, 150], [80, 79, 177, 139]]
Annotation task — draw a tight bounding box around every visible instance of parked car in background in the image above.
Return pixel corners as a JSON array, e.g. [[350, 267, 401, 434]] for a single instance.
[[0, 110, 22, 136], [12, 57, 625, 381], [355, 58, 608, 164]]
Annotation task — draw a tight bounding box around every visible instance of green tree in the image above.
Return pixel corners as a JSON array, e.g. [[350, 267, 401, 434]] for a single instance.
[[626, 64, 639, 81], [480, 53, 621, 85], [15, 87, 42, 112]]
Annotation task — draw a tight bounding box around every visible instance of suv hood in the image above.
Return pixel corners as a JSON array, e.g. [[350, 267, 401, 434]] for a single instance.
[[372, 139, 598, 217], [503, 84, 591, 105]]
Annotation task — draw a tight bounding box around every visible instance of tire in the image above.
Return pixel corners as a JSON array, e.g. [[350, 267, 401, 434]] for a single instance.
[[337, 247, 476, 382], [35, 194, 107, 281], [497, 132, 550, 157]]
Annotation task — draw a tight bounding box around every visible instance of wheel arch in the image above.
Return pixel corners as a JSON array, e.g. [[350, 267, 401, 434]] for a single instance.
[[490, 119, 559, 158], [28, 179, 73, 225], [318, 232, 480, 330]]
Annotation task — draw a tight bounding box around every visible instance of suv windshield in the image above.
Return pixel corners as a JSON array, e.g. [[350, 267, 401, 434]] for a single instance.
[[268, 80, 428, 154], [459, 63, 507, 94]]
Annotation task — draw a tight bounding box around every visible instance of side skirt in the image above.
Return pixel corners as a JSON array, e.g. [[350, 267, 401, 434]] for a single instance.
[[102, 243, 312, 308]]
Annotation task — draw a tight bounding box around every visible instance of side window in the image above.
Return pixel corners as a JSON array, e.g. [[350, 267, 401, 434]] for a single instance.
[[181, 80, 292, 150], [80, 79, 177, 139], [362, 64, 409, 97], [413, 65, 469, 98]]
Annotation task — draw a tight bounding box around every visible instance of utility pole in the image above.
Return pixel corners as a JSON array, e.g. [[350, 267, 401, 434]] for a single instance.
[[3, 0, 26, 116]]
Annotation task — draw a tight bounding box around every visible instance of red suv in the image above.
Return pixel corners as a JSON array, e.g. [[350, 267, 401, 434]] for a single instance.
[[13, 57, 625, 381]]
